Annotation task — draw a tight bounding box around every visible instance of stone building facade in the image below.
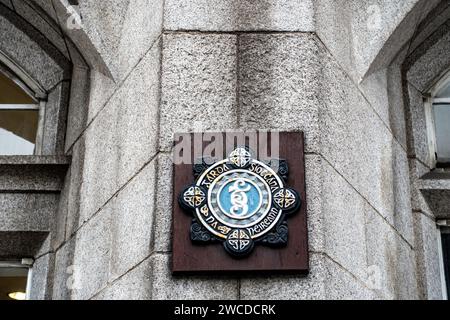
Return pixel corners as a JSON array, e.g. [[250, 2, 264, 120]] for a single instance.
[[0, 0, 449, 300]]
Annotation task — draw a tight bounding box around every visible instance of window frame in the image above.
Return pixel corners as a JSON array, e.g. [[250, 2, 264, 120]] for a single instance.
[[425, 71, 450, 168], [0, 260, 32, 300], [438, 225, 450, 300], [0, 59, 47, 156]]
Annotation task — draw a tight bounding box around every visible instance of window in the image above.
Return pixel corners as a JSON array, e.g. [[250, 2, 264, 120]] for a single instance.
[[440, 227, 450, 299], [0, 63, 42, 155], [430, 73, 450, 167], [0, 261, 30, 301]]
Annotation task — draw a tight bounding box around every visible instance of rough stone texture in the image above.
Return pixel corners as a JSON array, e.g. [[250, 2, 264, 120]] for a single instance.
[[319, 47, 414, 244], [64, 139, 85, 240], [320, 159, 368, 282], [160, 33, 238, 151], [71, 209, 112, 300], [51, 169, 70, 250], [152, 153, 174, 252], [42, 81, 71, 155], [419, 173, 450, 219], [151, 254, 239, 300], [0, 193, 58, 231], [387, 61, 408, 148], [241, 253, 376, 300], [240, 253, 325, 300], [108, 161, 156, 281], [413, 212, 444, 300], [406, 84, 433, 166], [238, 34, 321, 152], [2, 0, 448, 301], [0, 231, 48, 258], [0, 4, 70, 90], [409, 1, 450, 53], [94, 258, 152, 300], [52, 237, 76, 300], [78, 42, 160, 225], [164, 0, 315, 32], [316, 0, 439, 82], [29, 253, 54, 300], [65, 65, 91, 151], [11, 0, 70, 58], [0, 163, 68, 191], [407, 26, 450, 92], [365, 207, 418, 300], [409, 159, 433, 216], [75, 0, 163, 81]]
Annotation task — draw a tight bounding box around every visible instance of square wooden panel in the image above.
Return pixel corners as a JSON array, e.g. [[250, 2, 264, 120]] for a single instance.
[[172, 132, 309, 274]]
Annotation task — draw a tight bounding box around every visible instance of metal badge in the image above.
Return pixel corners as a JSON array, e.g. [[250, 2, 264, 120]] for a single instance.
[[179, 147, 301, 258]]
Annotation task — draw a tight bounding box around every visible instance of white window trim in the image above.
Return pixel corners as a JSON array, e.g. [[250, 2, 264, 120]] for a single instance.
[[424, 97, 438, 168], [424, 70, 450, 168], [0, 58, 47, 156]]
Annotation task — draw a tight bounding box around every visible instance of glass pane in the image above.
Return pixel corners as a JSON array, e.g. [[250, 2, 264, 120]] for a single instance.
[[433, 104, 450, 163], [436, 81, 450, 99], [0, 267, 28, 301], [0, 69, 36, 104], [0, 110, 39, 155]]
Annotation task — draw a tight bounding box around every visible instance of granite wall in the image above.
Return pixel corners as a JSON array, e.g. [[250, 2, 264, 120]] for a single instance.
[[1, 0, 448, 300]]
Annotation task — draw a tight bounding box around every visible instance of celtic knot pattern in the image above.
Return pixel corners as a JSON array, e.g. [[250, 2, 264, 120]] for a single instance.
[[273, 188, 299, 212], [179, 147, 301, 257], [225, 229, 253, 256], [229, 147, 252, 168], [182, 186, 206, 209]]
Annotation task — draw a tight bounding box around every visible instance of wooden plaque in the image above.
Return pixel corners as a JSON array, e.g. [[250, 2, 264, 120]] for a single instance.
[[172, 132, 308, 274]]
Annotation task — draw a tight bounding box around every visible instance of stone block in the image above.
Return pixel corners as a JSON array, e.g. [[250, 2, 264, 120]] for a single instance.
[[407, 25, 450, 92], [419, 174, 450, 219], [160, 33, 238, 151], [304, 155, 325, 252], [109, 161, 157, 280], [65, 65, 90, 151], [0, 7, 70, 90], [324, 256, 376, 300], [11, 0, 70, 58], [321, 158, 368, 282], [0, 193, 58, 231], [409, 159, 433, 215], [94, 258, 152, 300], [365, 207, 419, 300], [42, 81, 71, 155], [50, 169, 71, 250], [71, 209, 112, 300], [151, 254, 238, 300], [387, 61, 408, 148], [359, 69, 390, 129], [413, 212, 443, 300], [65, 138, 85, 240], [0, 231, 48, 258], [240, 253, 325, 300], [406, 84, 433, 166], [238, 33, 321, 152], [78, 42, 160, 225], [76, 0, 163, 81], [319, 49, 410, 235], [152, 153, 174, 252], [164, 0, 315, 32], [29, 253, 54, 300], [52, 237, 76, 300]]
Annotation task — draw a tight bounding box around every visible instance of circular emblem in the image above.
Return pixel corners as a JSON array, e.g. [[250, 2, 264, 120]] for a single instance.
[[180, 147, 301, 257]]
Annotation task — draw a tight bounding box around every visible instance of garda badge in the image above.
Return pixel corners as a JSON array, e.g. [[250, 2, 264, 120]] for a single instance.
[[179, 147, 301, 258]]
